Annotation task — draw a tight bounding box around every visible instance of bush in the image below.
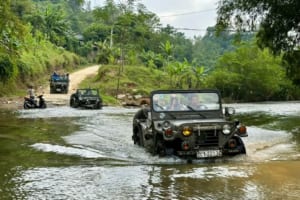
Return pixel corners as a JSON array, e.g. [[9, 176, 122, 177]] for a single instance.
[[79, 65, 170, 105], [0, 54, 16, 83]]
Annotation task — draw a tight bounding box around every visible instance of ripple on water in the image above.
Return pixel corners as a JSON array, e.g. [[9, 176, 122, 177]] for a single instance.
[[17, 106, 138, 119], [31, 143, 107, 159], [14, 165, 153, 200], [172, 165, 253, 179], [5, 103, 300, 200], [243, 126, 297, 162], [225, 101, 300, 116]]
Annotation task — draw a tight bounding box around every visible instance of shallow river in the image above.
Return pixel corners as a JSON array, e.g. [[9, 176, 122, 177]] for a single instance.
[[0, 102, 300, 200]]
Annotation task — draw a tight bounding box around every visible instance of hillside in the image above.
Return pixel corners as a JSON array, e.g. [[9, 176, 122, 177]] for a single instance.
[[79, 65, 172, 105]]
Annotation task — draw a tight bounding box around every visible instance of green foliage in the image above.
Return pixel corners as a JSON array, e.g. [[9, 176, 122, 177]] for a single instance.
[[0, 0, 25, 57], [0, 0, 299, 101], [192, 27, 254, 72], [171, 32, 193, 62], [164, 59, 206, 89], [80, 65, 170, 104], [138, 50, 163, 68], [192, 65, 205, 88], [93, 41, 121, 64], [42, 5, 70, 46], [80, 61, 208, 104], [216, 0, 300, 86], [19, 25, 79, 74], [82, 23, 110, 42], [0, 24, 80, 96], [160, 40, 173, 58], [282, 50, 300, 85], [216, 0, 300, 55], [205, 42, 293, 101], [0, 54, 17, 83], [27, 0, 90, 53], [126, 50, 139, 65]]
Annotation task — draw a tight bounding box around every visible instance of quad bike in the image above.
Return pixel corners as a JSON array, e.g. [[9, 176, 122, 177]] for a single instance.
[[23, 95, 47, 109]]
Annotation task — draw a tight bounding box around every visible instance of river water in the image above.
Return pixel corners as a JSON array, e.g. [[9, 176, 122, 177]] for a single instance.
[[0, 102, 300, 200]]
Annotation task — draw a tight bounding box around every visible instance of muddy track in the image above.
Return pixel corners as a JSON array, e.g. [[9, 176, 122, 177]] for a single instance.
[[44, 65, 99, 106]]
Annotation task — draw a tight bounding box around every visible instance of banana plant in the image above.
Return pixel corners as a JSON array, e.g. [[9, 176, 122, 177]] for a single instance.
[[160, 40, 173, 70]]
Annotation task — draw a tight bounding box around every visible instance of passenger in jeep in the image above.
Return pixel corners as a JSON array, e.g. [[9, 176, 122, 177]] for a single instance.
[[168, 95, 184, 111], [189, 94, 207, 110]]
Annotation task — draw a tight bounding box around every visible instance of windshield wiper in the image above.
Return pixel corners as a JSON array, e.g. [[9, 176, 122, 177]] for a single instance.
[[184, 105, 207, 118], [154, 103, 165, 110], [154, 103, 176, 119]]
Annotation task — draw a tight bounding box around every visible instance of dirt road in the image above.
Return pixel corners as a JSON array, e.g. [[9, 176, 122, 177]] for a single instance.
[[44, 65, 100, 106], [0, 65, 100, 109]]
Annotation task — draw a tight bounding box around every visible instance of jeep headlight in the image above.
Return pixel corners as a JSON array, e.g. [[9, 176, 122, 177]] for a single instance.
[[222, 124, 231, 135], [182, 126, 192, 137], [163, 121, 171, 129]]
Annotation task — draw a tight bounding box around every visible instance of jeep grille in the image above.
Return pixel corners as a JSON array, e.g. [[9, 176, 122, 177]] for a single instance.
[[84, 99, 97, 104], [195, 130, 219, 147]]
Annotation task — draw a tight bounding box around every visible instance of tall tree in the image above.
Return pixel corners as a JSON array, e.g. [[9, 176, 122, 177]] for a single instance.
[[216, 0, 300, 54], [93, 0, 121, 48], [0, 0, 25, 56], [192, 27, 253, 72], [0, 0, 25, 82], [205, 42, 292, 101], [43, 5, 69, 46]]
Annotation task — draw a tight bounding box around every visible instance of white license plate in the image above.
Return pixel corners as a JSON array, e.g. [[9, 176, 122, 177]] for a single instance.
[[56, 88, 61, 91], [197, 150, 222, 158]]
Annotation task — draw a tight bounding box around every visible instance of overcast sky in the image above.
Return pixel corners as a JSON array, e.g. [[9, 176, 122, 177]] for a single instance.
[[88, 0, 219, 38]]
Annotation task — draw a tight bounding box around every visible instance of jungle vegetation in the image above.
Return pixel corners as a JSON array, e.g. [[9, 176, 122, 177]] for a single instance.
[[0, 0, 299, 102]]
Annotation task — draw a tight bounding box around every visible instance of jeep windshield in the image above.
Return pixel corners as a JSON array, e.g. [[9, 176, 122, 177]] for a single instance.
[[51, 74, 69, 82], [78, 89, 98, 96], [152, 91, 220, 112]]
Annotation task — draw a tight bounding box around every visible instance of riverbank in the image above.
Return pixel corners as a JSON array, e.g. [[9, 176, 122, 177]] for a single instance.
[[0, 96, 24, 110]]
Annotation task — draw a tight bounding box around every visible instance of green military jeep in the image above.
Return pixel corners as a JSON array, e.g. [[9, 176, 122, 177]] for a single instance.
[[70, 88, 103, 109], [50, 73, 69, 94], [132, 89, 248, 159]]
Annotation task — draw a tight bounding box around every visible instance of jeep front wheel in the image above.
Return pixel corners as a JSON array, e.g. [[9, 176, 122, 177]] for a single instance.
[[133, 125, 144, 146], [152, 135, 166, 156], [70, 98, 79, 108]]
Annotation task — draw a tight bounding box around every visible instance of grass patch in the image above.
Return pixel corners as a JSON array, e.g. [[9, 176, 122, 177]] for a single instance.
[[80, 65, 171, 105]]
